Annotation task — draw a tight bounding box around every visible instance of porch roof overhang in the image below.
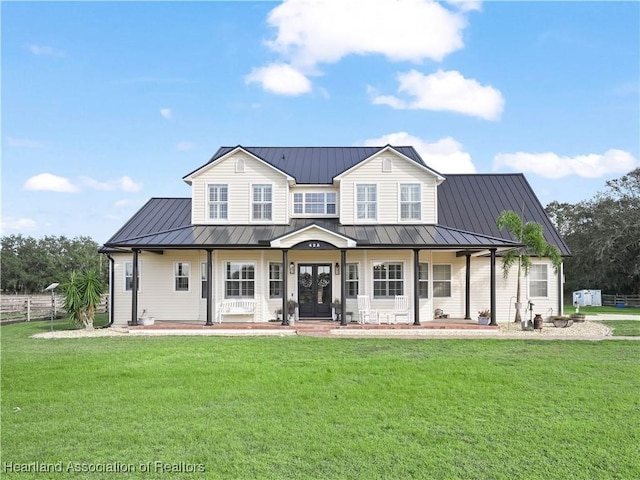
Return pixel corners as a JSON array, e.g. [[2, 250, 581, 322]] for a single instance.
[[103, 218, 521, 253]]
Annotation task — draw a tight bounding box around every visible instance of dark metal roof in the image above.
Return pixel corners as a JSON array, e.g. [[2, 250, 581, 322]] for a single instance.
[[106, 216, 518, 250], [183, 146, 432, 184], [438, 174, 570, 255], [106, 198, 191, 244]]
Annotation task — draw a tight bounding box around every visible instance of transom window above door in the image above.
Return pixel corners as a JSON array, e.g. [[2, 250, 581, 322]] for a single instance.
[[293, 192, 337, 215]]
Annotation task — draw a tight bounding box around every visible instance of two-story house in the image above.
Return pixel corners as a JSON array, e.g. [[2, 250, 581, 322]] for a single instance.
[[102, 145, 570, 327]]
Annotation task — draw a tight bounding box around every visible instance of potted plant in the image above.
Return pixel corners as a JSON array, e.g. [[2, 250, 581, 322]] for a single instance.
[[478, 309, 491, 325], [287, 299, 298, 321], [331, 298, 341, 321]]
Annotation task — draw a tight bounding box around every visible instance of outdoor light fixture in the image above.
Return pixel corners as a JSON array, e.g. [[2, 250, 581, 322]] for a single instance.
[[289, 262, 295, 274], [44, 282, 59, 331], [335, 262, 340, 275]]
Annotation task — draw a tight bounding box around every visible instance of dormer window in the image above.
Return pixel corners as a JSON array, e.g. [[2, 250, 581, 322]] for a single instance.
[[382, 157, 393, 172], [235, 158, 245, 173]]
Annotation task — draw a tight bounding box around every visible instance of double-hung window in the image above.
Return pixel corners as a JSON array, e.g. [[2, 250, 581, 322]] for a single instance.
[[346, 263, 359, 298], [418, 263, 429, 298], [208, 184, 228, 220], [356, 184, 377, 220], [293, 192, 337, 215], [201, 262, 208, 299], [252, 184, 272, 220], [226, 262, 255, 298], [433, 265, 451, 297], [174, 262, 190, 292], [269, 262, 283, 298], [373, 262, 403, 298], [529, 264, 548, 297], [400, 184, 421, 221], [124, 261, 140, 291]]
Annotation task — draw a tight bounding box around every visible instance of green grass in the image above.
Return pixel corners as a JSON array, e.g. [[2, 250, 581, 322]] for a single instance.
[[2, 321, 639, 479], [599, 320, 640, 337], [565, 305, 640, 315]]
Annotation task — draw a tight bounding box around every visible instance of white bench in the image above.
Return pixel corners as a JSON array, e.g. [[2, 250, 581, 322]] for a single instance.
[[217, 299, 255, 323]]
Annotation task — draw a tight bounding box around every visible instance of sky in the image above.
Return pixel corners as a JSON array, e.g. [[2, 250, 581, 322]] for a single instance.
[[2, 0, 639, 244]]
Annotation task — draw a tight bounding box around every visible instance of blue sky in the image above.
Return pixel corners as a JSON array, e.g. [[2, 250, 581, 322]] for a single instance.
[[2, 0, 638, 244]]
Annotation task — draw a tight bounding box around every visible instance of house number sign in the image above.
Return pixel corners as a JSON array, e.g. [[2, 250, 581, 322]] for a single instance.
[[292, 240, 336, 250]]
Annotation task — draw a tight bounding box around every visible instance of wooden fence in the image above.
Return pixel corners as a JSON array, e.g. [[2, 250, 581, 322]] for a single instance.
[[602, 294, 640, 308], [0, 294, 108, 324]]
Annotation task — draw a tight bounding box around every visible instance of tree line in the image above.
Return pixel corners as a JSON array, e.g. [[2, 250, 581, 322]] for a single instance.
[[546, 168, 640, 296], [1, 235, 107, 294]]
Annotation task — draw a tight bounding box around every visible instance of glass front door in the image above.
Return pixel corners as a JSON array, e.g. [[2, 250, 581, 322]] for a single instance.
[[298, 264, 332, 318]]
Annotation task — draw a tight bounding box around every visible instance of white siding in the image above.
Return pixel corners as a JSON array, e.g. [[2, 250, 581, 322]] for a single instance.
[[190, 155, 289, 224], [339, 152, 437, 224], [110, 249, 562, 325], [112, 251, 201, 326]]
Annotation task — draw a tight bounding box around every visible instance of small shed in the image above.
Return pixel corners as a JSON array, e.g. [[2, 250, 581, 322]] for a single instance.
[[572, 290, 602, 307]]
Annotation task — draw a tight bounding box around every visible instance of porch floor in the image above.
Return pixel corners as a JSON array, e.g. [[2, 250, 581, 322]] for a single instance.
[[128, 318, 498, 333]]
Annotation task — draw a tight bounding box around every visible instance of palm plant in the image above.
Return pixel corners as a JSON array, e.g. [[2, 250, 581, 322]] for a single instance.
[[61, 269, 105, 329], [496, 210, 562, 324]]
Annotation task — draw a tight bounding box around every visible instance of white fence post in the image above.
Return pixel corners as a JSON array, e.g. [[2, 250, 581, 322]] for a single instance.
[[26, 297, 31, 322]]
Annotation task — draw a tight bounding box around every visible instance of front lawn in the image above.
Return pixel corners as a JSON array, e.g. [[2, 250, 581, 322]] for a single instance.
[[565, 305, 640, 315], [600, 320, 640, 337], [1, 321, 638, 479]]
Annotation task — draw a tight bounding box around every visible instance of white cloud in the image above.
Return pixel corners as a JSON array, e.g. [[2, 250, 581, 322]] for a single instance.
[[371, 69, 504, 120], [245, 63, 312, 96], [493, 149, 639, 178], [250, 0, 473, 95], [266, 0, 468, 67], [28, 44, 66, 57], [23, 173, 78, 193], [445, 0, 482, 13], [363, 131, 476, 174], [1, 217, 38, 233], [114, 199, 136, 208], [6, 137, 42, 148], [81, 176, 143, 192], [119, 176, 143, 192], [160, 108, 172, 120], [175, 141, 195, 151]]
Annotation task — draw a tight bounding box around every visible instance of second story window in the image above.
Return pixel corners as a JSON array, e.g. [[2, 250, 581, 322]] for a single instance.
[[293, 192, 337, 215], [208, 184, 228, 220], [356, 184, 377, 220], [252, 184, 272, 220], [400, 184, 421, 221]]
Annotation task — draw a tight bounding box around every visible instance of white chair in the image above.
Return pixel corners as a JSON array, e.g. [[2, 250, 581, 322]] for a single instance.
[[357, 295, 378, 324], [392, 295, 410, 324]]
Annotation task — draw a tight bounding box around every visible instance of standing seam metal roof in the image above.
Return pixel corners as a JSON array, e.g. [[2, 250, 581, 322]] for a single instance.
[[183, 146, 429, 184]]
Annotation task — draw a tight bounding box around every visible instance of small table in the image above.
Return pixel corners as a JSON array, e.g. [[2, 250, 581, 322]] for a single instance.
[[377, 311, 395, 325]]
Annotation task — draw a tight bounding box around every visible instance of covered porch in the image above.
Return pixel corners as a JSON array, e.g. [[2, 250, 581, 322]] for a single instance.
[[104, 219, 522, 328]]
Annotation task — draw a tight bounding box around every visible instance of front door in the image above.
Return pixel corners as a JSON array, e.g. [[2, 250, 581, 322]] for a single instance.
[[298, 264, 332, 319]]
